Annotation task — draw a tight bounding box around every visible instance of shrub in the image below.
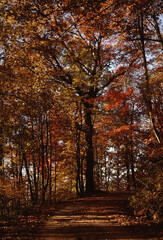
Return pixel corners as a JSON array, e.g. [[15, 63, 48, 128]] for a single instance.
[[130, 164, 163, 222]]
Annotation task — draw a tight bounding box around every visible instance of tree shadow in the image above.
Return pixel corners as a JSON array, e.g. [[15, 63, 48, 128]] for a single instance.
[[36, 224, 160, 240]]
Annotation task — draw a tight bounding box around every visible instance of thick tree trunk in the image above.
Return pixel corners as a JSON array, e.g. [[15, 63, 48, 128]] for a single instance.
[[84, 102, 95, 193]]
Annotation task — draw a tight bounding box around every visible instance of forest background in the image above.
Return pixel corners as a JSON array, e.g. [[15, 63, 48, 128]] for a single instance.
[[0, 0, 162, 223]]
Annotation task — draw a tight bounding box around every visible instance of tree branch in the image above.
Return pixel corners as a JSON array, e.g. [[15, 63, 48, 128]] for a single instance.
[[129, 38, 163, 44]]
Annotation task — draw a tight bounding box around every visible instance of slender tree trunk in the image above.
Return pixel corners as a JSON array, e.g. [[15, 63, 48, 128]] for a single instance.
[[104, 155, 109, 191], [40, 118, 45, 203], [18, 146, 23, 184], [125, 144, 130, 191], [0, 139, 3, 177], [130, 111, 136, 189], [80, 154, 84, 193], [138, 12, 161, 144], [0, 99, 4, 178], [95, 147, 100, 191], [44, 113, 50, 197], [152, 11, 163, 50], [49, 131, 52, 201], [75, 123, 84, 195], [76, 128, 81, 195], [23, 152, 35, 203], [79, 107, 84, 194], [117, 157, 120, 191], [32, 153, 38, 203], [31, 121, 38, 203], [40, 114, 50, 204], [54, 143, 57, 203], [84, 101, 95, 193], [126, 162, 130, 191]]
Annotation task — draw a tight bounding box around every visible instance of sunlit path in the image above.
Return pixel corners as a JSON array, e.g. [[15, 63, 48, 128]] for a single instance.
[[34, 192, 162, 240]]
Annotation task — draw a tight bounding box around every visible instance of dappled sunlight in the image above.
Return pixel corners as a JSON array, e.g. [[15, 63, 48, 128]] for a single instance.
[[35, 193, 162, 240]]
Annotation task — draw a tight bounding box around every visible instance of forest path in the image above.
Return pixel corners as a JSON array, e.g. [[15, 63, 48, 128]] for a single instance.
[[34, 192, 162, 240]]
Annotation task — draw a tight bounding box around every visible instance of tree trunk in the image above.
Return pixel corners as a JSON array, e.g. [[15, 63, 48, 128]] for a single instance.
[[76, 128, 81, 195], [23, 152, 35, 204], [0, 142, 3, 177], [18, 146, 23, 184], [138, 11, 161, 144], [80, 154, 84, 194], [152, 11, 163, 50], [117, 157, 120, 191], [130, 111, 136, 189], [84, 101, 95, 193], [125, 144, 130, 191], [49, 131, 52, 201], [0, 99, 4, 178], [126, 162, 130, 191]]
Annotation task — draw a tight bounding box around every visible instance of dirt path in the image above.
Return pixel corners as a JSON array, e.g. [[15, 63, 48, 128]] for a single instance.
[[34, 192, 162, 240]]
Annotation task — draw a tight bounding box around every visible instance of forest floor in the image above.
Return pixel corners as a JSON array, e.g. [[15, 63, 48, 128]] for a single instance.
[[1, 192, 162, 240], [35, 191, 162, 240]]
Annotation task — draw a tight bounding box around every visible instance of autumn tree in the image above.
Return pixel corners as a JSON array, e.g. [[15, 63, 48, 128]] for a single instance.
[[1, 0, 136, 194]]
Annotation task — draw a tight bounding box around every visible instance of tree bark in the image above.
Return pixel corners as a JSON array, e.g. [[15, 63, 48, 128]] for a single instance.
[[84, 101, 95, 193]]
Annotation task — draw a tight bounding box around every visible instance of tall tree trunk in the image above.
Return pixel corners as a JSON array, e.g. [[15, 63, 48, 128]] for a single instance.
[[94, 147, 100, 190], [0, 99, 4, 178], [75, 121, 84, 195], [138, 11, 161, 144], [130, 110, 136, 189], [152, 11, 163, 50], [40, 114, 50, 204], [80, 154, 84, 194], [76, 127, 81, 195], [49, 131, 52, 201], [32, 153, 38, 203], [125, 143, 130, 191], [40, 118, 45, 203], [54, 143, 57, 203], [126, 162, 130, 191], [23, 152, 35, 204], [18, 146, 23, 184], [117, 157, 120, 191], [84, 101, 95, 193], [32, 121, 38, 203], [0, 139, 3, 177]]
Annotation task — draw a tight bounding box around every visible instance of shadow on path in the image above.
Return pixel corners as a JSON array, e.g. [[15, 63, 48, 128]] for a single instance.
[[34, 192, 162, 240]]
